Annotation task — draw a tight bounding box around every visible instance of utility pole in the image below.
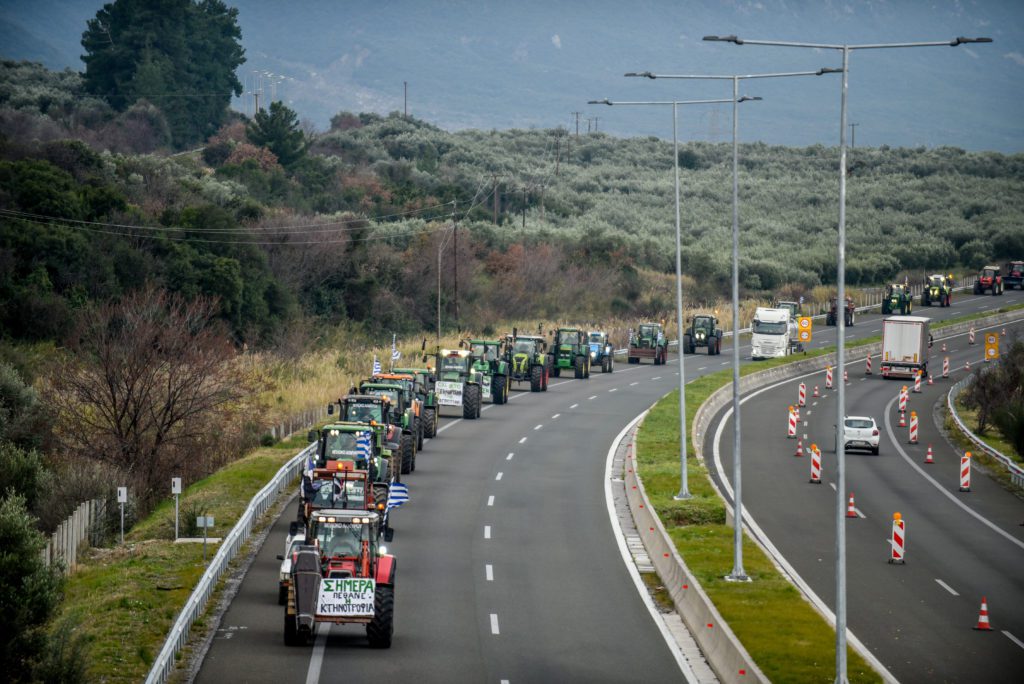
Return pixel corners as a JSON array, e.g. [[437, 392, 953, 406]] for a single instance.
[[849, 122, 859, 148], [592, 116, 599, 132], [572, 111, 581, 136], [555, 137, 561, 175], [493, 177, 500, 224], [522, 186, 527, 229], [404, 81, 408, 117], [453, 201, 460, 331], [253, 90, 261, 114]]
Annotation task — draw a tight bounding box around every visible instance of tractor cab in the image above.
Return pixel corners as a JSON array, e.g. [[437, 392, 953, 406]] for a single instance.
[[635, 323, 661, 348], [469, 340, 501, 364], [691, 315, 716, 336], [882, 283, 913, 315], [504, 332, 549, 391], [774, 301, 801, 318], [438, 349, 472, 380]]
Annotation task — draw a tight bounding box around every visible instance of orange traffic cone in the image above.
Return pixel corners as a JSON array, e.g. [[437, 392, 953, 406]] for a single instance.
[[925, 445, 934, 464], [966, 360, 971, 371], [974, 597, 993, 631], [899, 411, 907, 428], [927, 374, 934, 386], [795, 438, 804, 457], [846, 493, 858, 518], [813, 385, 820, 398]]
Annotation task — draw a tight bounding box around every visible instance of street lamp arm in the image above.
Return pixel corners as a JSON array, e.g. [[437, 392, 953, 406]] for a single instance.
[[634, 69, 840, 80], [588, 98, 740, 107], [703, 35, 743, 44], [953, 36, 994, 45], [706, 35, 993, 50], [623, 71, 657, 79], [587, 99, 613, 105]]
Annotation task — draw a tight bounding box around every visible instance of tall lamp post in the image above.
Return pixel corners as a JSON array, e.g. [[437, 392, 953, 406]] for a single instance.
[[702, 34, 991, 683], [588, 96, 748, 501], [627, 68, 838, 582]]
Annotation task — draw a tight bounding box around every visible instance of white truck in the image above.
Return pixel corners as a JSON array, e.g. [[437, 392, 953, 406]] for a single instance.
[[880, 315, 930, 379], [751, 307, 794, 360]]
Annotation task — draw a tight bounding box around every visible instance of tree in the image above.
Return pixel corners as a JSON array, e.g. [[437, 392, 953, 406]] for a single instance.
[[0, 493, 64, 682], [81, 0, 245, 147], [47, 287, 257, 507], [247, 101, 308, 169]]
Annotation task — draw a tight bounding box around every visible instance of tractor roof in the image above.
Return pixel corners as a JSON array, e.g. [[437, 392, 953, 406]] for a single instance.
[[312, 509, 380, 524], [441, 349, 472, 358], [982, 265, 1000, 271], [372, 372, 414, 380], [469, 339, 503, 345], [508, 334, 544, 341], [344, 394, 390, 404], [323, 422, 375, 432], [392, 367, 429, 375], [362, 382, 403, 390]]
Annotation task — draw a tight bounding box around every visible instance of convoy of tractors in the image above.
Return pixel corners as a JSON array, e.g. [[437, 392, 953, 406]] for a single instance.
[[276, 263, 1017, 648]]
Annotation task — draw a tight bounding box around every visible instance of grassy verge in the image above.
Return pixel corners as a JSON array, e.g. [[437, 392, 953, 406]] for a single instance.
[[53, 441, 302, 683]]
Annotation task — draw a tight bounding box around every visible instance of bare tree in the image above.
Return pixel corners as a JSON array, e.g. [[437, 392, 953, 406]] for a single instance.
[[48, 287, 258, 508]]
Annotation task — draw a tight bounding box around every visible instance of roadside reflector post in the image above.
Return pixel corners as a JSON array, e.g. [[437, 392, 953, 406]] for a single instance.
[[889, 512, 905, 564]]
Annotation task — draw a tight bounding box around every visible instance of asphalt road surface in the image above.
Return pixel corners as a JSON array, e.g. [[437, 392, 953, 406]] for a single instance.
[[195, 288, 1023, 683], [706, 312, 1024, 681]]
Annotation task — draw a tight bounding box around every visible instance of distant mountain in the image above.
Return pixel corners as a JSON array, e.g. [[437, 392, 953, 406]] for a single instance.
[[2, 0, 1022, 152]]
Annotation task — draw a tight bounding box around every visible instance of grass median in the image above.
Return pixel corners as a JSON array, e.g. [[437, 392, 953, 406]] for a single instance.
[[52, 439, 305, 683]]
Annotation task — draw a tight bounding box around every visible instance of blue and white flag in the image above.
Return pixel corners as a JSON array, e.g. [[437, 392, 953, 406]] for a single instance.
[[386, 482, 409, 512], [356, 431, 372, 461], [391, 333, 401, 361], [372, 355, 382, 375]]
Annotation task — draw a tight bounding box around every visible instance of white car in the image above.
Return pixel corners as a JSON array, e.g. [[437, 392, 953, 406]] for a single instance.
[[844, 416, 880, 455], [276, 525, 306, 604]]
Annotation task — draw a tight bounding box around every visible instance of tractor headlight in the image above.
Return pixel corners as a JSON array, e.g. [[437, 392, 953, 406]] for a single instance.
[[590, 351, 596, 358]]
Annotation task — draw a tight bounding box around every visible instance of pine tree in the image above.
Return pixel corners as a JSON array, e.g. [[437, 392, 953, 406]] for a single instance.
[[247, 101, 308, 169]]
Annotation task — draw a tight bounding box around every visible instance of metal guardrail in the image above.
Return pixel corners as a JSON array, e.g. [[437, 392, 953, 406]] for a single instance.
[[144, 443, 315, 684], [947, 376, 1024, 488]]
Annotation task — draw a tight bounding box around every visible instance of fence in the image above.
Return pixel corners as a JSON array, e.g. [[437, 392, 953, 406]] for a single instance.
[[144, 442, 314, 684], [39, 498, 105, 575], [266, 404, 330, 441], [947, 376, 1024, 488]]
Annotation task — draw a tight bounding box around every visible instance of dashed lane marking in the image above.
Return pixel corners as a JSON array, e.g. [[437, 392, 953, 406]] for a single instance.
[[495, 472, 503, 481], [484, 525, 491, 539], [588, 395, 597, 400], [1004, 631, 1024, 651], [934, 579, 958, 596], [609, 388, 618, 392], [490, 614, 500, 635], [506, 452, 514, 461], [534, 424, 543, 430], [487, 495, 494, 507], [518, 437, 527, 444], [570, 403, 579, 409], [651, 376, 662, 380], [486, 564, 494, 581], [551, 413, 560, 419], [630, 382, 639, 386]]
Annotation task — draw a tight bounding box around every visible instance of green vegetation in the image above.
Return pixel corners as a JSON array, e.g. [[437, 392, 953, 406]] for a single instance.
[[636, 376, 880, 683]]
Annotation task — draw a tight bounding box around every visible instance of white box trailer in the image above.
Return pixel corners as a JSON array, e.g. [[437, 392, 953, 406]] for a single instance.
[[880, 315, 930, 379]]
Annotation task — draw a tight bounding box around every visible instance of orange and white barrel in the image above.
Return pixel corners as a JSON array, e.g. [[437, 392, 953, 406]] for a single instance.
[[959, 452, 972, 492], [909, 411, 919, 444], [787, 406, 797, 438], [889, 513, 905, 564], [809, 445, 821, 483], [798, 383, 806, 407]]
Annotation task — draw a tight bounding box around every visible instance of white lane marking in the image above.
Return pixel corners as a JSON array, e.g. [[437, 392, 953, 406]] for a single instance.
[[495, 472, 503, 481], [486, 564, 494, 581], [506, 452, 514, 461], [812, 401, 818, 406], [605, 409, 698, 680], [609, 388, 618, 392], [487, 495, 494, 507], [490, 613, 500, 635], [934, 579, 959, 596], [1004, 631, 1024, 651], [518, 437, 527, 444], [588, 395, 597, 400], [720, 361, 729, 365], [305, 623, 331, 684], [551, 413, 560, 419], [630, 381, 639, 386], [652, 376, 662, 380], [548, 380, 572, 388], [436, 418, 462, 434], [870, 328, 881, 332], [882, 393, 1024, 552], [534, 424, 543, 430], [501, 680, 510, 684], [484, 525, 491, 539], [698, 366, 707, 371], [482, 405, 493, 411], [570, 403, 579, 409]]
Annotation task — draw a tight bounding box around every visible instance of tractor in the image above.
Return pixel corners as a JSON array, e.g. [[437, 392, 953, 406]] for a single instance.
[[504, 330, 549, 391], [1004, 261, 1024, 290], [366, 373, 425, 450], [548, 328, 590, 379], [468, 339, 510, 405], [881, 283, 913, 315], [974, 266, 1003, 295], [283, 509, 395, 648], [774, 300, 801, 319], [921, 274, 953, 307], [430, 349, 483, 419], [358, 382, 419, 473], [295, 459, 392, 542], [683, 314, 722, 355], [330, 394, 415, 477], [392, 367, 439, 438], [826, 296, 855, 326], [587, 331, 615, 372], [628, 322, 668, 365]]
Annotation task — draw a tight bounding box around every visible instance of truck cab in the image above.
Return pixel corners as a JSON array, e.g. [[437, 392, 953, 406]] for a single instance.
[[751, 307, 792, 360]]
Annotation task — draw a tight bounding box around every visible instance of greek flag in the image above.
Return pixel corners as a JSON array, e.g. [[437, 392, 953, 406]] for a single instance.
[[372, 355, 381, 374], [386, 482, 409, 512], [391, 333, 401, 361], [356, 431, 372, 461]]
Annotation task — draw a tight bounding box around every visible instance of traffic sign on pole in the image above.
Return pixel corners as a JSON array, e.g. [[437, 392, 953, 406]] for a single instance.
[[984, 333, 999, 362]]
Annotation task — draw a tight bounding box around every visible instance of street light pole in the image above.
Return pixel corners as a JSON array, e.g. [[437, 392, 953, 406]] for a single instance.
[[437, 202, 456, 344], [589, 96, 736, 501], [703, 32, 991, 684], [627, 68, 835, 582]]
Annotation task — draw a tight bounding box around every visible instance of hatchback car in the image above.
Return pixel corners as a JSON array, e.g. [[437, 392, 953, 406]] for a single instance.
[[844, 416, 880, 455]]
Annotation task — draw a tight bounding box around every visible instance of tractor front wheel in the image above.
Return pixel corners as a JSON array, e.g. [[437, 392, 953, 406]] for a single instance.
[[493, 375, 508, 404], [366, 586, 394, 648], [682, 335, 691, 354], [400, 434, 414, 474], [530, 365, 543, 391], [463, 384, 481, 419]]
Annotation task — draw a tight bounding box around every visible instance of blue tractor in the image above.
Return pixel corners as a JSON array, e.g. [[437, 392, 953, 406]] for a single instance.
[[587, 331, 614, 373]]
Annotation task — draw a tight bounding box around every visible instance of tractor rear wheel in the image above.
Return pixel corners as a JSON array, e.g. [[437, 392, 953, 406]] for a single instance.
[[463, 384, 481, 419], [416, 420, 424, 451], [400, 434, 414, 474], [366, 586, 394, 648], [423, 408, 437, 438], [283, 612, 300, 646], [682, 335, 691, 354], [574, 356, 584, 379], [493, 375, 507, 404], [584, 358, 591, 378], [530, 365, 543, 391]]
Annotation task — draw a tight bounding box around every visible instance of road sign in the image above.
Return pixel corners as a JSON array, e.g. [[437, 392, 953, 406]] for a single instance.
[[984, 332, 999, 361], [797, 316, 812, 342], [117, 487, 127, 503], [171, 478, 182, 495]]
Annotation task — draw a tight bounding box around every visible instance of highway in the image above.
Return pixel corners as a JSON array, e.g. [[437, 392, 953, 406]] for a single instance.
[[706, 307, 1024, 681], [194, 288, 1023, 683]]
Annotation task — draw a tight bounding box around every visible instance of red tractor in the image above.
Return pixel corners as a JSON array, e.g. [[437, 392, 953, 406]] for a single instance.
[[974, 265, 1003, 295], [1004, 260, 1024, 290], [284, 509, 395, 648]]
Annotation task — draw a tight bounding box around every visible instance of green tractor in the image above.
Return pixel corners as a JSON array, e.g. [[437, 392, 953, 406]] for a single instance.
[[921, 274, 953, 307], [366, 373, 426, 450], [357, 383, 419, 474], [392, 367, 440, 439], [548, 328, 591, 379], [431, 349, 483, 419], [628, 322, 668, 365], [467, 339, 510, 405], [683, 314, 722, 355], [504, 330, 550, 392], [328, 395, 408, 480], [881, 283, 913, 315]]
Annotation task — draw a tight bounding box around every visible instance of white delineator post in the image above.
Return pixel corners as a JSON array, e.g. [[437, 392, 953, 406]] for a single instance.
[[889, 513, 905, 564], [810, 445, 822, 484], [825, 365, 833, 389], [908, 411, 918, 444], [788, 406, 797, 438], [959, 452, 972, 492], [798, 382, 806, 407]]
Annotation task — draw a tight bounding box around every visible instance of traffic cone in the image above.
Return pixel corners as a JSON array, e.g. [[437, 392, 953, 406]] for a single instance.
[[941, 341, 947, 352], [1002, 328, 1007, 337], [973, 597, 993, 631], [966, 360, 971, 371], [925, 445, 934, 464], [795, 437, 804, 457], [899, 411, 907, 428], [846, 493, 858, 518], [844, 370, 849, 384], [927, 374, 934, 386], [813, 385, 820, 398]]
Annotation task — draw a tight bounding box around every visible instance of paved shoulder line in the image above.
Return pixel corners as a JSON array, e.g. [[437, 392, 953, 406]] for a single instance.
[[603, 412, 700, 682]]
